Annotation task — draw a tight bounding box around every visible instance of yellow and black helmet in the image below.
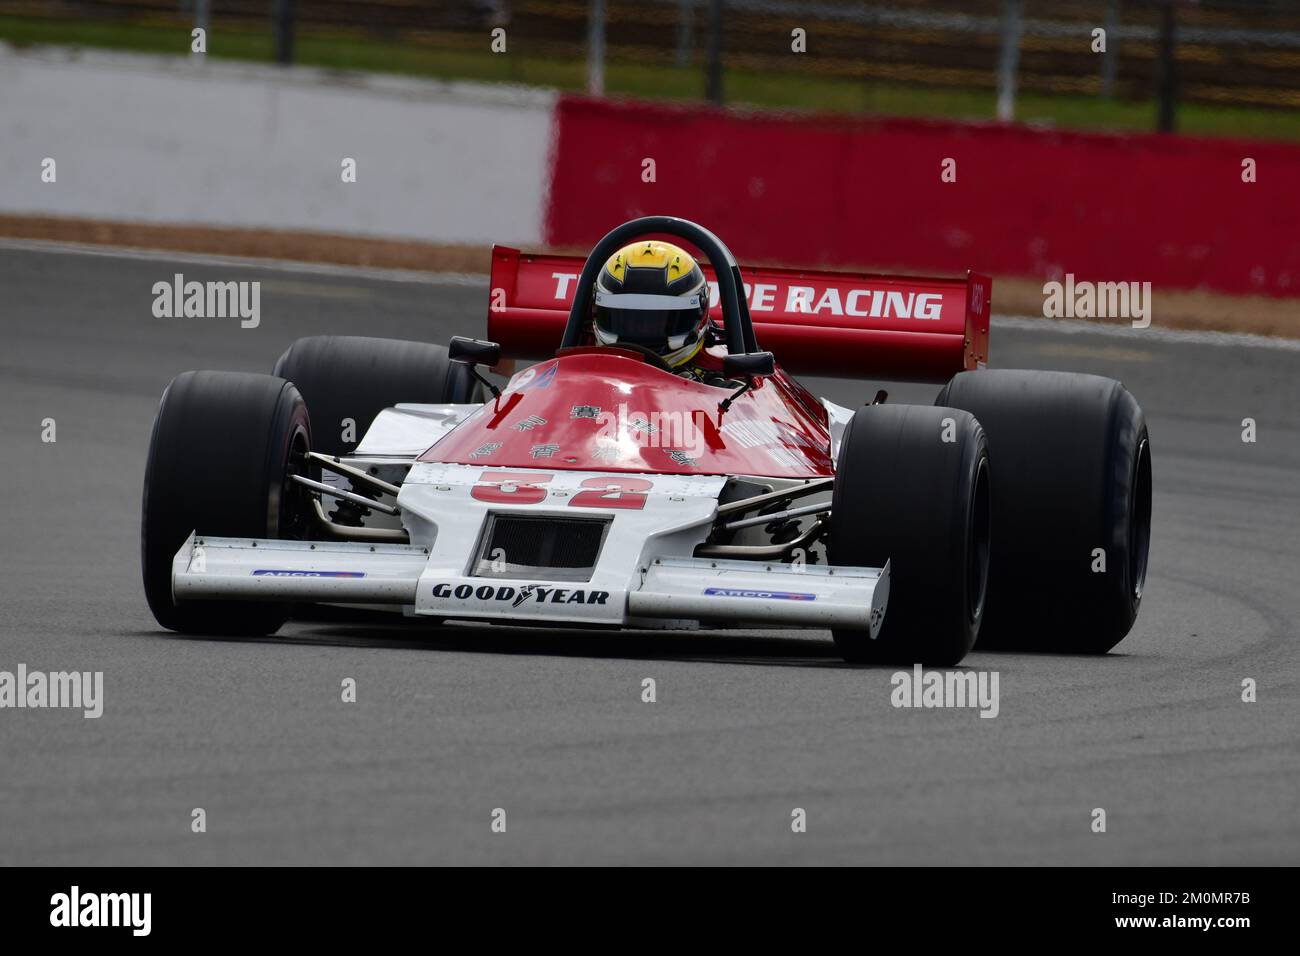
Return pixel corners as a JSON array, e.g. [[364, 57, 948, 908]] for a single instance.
[[593, 240, 710, 368]]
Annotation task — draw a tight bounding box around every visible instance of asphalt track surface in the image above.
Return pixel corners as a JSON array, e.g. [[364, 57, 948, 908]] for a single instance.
[[2, 243, 1298, 865]]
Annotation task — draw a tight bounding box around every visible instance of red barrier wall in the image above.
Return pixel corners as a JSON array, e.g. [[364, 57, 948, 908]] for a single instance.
[[545, 96, 1300, 298]]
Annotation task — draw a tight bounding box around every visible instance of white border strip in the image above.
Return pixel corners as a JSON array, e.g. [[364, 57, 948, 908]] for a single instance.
[[992, 315, 1300, 352]]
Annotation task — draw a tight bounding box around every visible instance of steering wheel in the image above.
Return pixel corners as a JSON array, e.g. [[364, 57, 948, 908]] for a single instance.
[[613, 342, 675, 373]]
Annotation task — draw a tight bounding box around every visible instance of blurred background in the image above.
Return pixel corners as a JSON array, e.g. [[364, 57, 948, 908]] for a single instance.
[[2, 1, 1298, 327], [2, 0, 1299, 136]]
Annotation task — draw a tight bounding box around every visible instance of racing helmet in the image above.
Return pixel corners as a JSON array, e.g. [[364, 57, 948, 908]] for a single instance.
[[593, 241, 710, 368]]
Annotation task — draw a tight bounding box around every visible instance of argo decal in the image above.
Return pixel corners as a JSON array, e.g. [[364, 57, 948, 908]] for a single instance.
[[252, 570, 366, 578], [431, 583, 610, 606], [703, 587, 816, 601]]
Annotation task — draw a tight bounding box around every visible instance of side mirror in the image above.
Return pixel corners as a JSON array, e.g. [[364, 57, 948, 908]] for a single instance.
[[717, 352, 775, 412], [723, 351, 775, 379], [448, 336, 503, 400], [449, 336, 502, 368]]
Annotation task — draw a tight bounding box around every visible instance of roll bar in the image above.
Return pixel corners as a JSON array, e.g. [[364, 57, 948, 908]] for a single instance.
[[558, 216, 759, 356]]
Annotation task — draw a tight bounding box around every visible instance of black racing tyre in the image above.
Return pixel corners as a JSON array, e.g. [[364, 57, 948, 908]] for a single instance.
[[141, 371, 312, 636], [935, 369, 1152, 653], [273, 336, 482, 456], [828, 404, 991, 666]]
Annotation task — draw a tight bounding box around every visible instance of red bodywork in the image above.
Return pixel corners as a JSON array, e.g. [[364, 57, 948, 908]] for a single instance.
[[430, 247, 994, 478], [487, 247, 991, 381], [420, 349, 835, 478]]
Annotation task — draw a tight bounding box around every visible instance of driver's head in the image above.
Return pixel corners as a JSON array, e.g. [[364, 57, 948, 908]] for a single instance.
[[593, 241, 709, 368]]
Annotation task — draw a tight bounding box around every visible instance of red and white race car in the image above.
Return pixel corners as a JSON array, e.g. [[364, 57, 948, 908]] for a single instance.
[[142, 217, 1152, 665]]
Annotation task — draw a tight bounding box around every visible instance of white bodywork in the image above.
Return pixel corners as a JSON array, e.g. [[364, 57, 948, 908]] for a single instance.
[[170, 403, 888, 636]]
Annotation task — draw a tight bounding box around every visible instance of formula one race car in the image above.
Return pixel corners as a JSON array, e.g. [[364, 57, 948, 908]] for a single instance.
[[142, 216, 1152, 665]]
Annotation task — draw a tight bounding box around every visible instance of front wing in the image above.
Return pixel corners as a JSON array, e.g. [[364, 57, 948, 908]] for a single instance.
[[171, 463, 889, 635]]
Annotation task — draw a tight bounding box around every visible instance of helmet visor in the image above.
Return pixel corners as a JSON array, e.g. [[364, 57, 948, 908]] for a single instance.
[[594, 292, 705, 346]]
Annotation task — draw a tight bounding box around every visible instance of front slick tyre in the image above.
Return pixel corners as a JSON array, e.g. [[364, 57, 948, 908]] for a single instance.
[[141, 371, 311, 636], [828, 404, 990, 666]]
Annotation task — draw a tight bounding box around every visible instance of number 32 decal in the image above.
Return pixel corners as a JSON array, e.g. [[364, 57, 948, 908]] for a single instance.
[[470, 471, 653, 510]]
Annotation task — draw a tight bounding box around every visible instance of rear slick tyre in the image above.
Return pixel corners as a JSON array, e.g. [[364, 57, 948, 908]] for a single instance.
[[272, 336, 482, 457], [935, 369, 1151, 653]]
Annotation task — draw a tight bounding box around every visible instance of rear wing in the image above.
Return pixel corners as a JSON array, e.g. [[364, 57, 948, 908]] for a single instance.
[[487, 246, 990, 382]]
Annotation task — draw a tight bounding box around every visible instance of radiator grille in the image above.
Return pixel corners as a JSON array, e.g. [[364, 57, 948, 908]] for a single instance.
[[472, 514, 608, 582]]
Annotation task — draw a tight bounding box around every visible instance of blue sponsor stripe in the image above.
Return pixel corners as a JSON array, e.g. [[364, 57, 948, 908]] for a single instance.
[[703, 587, 816, 601], [251, 570, 366, 578]]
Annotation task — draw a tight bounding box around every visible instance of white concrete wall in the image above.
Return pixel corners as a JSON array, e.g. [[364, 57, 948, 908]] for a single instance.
[[0, 45, 555, 244]]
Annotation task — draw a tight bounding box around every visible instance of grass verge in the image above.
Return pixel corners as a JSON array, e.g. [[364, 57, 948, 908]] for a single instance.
[[2, 14, 1299, 140]]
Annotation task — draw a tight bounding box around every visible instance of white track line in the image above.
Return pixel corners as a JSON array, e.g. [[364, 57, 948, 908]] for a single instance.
[[4, 237, 1297, 351], [0, 236, 487, 286]]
